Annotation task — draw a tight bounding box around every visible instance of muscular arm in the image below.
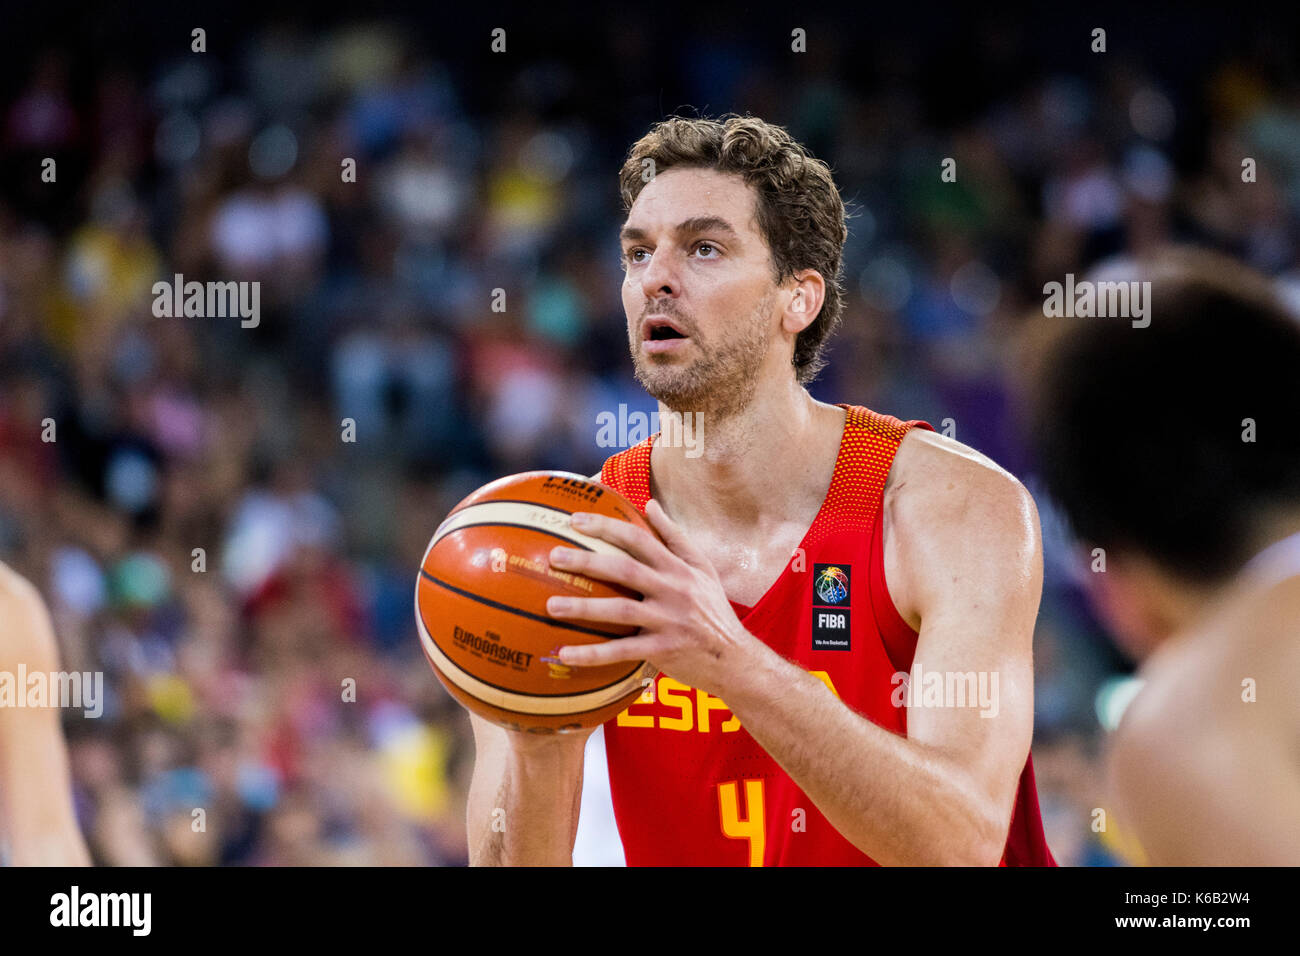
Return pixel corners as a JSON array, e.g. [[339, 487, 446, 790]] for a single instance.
[[721, 432, 1042, 865], [0, 563, 92, 866]]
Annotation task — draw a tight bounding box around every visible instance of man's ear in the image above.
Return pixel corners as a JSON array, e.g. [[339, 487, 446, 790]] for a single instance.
[[781, 271, 825, 336]]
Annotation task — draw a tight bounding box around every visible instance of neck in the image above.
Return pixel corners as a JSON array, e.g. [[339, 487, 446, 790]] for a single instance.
[[647, 376, 845, 530]]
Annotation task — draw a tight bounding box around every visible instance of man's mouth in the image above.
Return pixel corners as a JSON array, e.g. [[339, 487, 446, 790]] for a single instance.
[[643, 316, 689, 341]]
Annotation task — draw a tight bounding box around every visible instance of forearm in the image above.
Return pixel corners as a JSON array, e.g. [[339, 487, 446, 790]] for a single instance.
[[467, 738, 587, 867], [724, 642, 1006, 866]]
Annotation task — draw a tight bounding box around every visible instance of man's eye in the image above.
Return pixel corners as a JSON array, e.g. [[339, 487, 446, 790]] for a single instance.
[[694, 242, 719, 258], [625, 249, 648, 264]]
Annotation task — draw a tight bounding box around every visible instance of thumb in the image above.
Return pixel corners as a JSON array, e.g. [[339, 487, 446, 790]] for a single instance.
[[645, 498, 711, 569]]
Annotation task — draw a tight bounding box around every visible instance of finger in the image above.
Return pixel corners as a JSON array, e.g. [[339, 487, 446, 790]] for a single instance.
[[549, 545, 659, 594], [569, 511, 672, 570], [645, 498, 712, 570], [546, 595, 651, 629], [557, 635, 664, 667]]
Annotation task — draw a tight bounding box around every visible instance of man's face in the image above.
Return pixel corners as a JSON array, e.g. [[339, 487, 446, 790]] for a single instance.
[[619, 167, 783, 417]]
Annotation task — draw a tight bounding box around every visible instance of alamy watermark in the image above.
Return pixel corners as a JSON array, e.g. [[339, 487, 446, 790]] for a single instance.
[[0, 666, 103, 718], [891, 663, 1000, 718], [152, 273, 260, 328], [595, 404, 704, 458], [1043, 273, 1151, 328], [50, 886, 150, 936]]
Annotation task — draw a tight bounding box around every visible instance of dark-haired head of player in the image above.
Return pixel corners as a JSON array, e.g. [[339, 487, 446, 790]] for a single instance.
[[1025, 247, 1300, 659], [616, 115, 846, 420]]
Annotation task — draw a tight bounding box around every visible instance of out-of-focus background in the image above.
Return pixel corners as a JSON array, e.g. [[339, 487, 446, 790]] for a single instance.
[[2, 2, 1298, 865]]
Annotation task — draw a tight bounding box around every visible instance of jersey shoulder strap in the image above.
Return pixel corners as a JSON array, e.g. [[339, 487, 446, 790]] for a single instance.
[[599, 433, 654, 508]]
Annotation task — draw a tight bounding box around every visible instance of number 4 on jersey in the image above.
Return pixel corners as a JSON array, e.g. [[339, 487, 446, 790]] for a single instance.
[[718, 780, 765, 867]]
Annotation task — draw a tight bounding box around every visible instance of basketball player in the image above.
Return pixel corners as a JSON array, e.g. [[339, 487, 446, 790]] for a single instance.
[[0, 561, 92, 865], [467, 115, 1055, 865], [1023, 247, 1300, 865]]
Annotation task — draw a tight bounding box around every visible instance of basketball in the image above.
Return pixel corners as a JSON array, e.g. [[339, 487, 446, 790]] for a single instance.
[[414, 470, 657, 733]]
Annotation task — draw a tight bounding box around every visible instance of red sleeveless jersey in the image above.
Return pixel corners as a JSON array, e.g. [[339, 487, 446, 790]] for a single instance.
[[598, 403, 1056, 866]]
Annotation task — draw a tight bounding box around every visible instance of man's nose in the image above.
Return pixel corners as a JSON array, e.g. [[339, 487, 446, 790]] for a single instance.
[[640, 248, 679, 297]]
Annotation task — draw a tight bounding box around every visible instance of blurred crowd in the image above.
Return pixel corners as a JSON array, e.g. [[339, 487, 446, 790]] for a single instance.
[[1, 13, 1298, 865]]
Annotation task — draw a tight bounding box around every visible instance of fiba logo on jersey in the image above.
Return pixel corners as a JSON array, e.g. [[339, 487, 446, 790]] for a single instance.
[[814, 566, 849, 604], [812, 563, 851, 651]]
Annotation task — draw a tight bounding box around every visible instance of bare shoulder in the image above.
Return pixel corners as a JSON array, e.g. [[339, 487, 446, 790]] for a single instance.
[[887, 428, 1025, 496], [1110, 578, 1300, 863], [1126, 574, 1300, 740], [887, 428, 1038, 534], [883, 429, 1042, 626], [0, 560, 42, 605], [0, 561, 58, 666], [0, 561, 46, 629], [1109, 618, 1254, 859], [1230, 572, 1300, 681]]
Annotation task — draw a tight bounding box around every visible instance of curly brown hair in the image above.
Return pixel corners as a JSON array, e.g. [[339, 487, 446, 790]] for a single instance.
[[618, 114, 849, 386]]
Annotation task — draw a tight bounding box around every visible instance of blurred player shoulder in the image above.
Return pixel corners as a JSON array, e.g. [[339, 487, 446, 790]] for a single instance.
[[1118, 568, 1300, 735], [1109, 570, 1300, 864], [883, 427, 1042, 630], [0, 560, 44, 610], [0, 562, 60, 669]]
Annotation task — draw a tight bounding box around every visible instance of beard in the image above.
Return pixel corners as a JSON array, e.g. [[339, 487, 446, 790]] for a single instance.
[[628, 288, 776, 420]]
